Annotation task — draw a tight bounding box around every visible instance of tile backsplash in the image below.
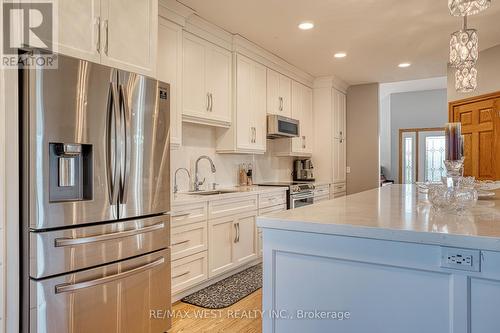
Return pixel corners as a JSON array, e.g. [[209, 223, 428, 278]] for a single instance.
[[171, 123, 294, 192]]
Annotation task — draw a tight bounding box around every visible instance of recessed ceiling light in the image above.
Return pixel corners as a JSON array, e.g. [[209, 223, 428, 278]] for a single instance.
[[398, 63, 411, 68], [334, 52, 347, 58], [298, 21, 314, 30]]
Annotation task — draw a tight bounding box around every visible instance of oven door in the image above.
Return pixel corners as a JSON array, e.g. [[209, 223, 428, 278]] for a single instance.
[[30, 249, 171, 333], [290, 192, 314, 209]]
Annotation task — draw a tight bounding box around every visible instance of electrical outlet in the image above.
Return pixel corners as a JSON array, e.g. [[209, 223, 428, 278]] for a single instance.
[[346, 166, 351, 173], [441, 247, 481, 272]]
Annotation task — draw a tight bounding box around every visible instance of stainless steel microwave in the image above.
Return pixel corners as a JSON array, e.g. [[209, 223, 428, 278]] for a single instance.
[[267, 115, 300, 139]]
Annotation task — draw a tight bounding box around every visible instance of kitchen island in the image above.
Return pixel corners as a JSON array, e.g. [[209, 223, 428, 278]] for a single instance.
[[257, 185, 500, 333]]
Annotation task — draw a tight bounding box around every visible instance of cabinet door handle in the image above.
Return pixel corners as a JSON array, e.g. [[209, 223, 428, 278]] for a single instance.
[[234, 223, 238, 243], [279, 97, 283, 111], [172, 240, 190, 247], [103, 19, 109, 56], [236, 223, 240, 242], [206, 93, 210, 111], [302, 136, 306, 149], [209, 93, 213, 112], [95, 17, 101, 53], [172, 271, 190, 279]]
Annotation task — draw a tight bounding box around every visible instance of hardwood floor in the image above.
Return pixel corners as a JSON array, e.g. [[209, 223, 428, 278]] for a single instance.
[[170, 289, 262, 333]]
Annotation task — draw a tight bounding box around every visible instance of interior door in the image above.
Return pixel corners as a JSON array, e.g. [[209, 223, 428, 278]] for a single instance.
[[24, 55, 117, 230], [117, 71, 170, 219], [451, 97, 500, 180], [30, 249, 171, 333]]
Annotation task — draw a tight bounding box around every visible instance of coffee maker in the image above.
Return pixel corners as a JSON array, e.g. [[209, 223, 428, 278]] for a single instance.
[[293, 159, 315, 181]]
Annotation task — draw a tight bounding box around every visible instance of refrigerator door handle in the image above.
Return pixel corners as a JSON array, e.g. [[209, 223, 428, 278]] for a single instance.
[[118, 84, 130, 204], [106, 82, 120, 205], [54, 221, 165, 247], [54, 256, 165, 294]]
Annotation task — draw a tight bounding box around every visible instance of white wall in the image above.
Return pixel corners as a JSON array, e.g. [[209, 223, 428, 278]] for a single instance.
[[390, 89, 448, 183], [171, 123, 294, 192], [447, 44, 500, 102], [379, 77, 447, 181]]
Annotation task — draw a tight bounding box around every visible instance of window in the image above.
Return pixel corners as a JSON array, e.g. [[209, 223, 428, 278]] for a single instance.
[[424, 136, 446, 182], [403, 137, 414, 184]]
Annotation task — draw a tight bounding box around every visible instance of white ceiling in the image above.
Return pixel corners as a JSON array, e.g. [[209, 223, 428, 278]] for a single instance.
[[178, 0, 500, 85]]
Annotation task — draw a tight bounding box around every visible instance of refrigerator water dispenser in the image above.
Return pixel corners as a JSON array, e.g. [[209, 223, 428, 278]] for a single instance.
[[49, 143, 93, 202]]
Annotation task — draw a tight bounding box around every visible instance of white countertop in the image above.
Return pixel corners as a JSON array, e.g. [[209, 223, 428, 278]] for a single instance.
[[172, 185, 288, 205], [257, 184, 500, 251]]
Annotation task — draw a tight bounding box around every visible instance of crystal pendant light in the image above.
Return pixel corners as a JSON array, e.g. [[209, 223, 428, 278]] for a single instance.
[[448, 0, 491, 16], [449, 16, 478, 67], [455, 61, 478, 92]]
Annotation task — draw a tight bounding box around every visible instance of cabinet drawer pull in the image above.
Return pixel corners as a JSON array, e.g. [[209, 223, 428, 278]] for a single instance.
[[172, 240, 190, 247], [172, 271, 190, 279], [56, 257, 164, 293], [171, 212, 190, 218]]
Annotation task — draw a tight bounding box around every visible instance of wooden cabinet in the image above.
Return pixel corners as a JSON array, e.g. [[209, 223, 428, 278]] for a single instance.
[[53, 0, 157, 76], [182, 32, 232, 127], [332, 89, 347, 184], [217, 54, 266, 153], [267, 69, 291, 117], [157, 17, 182, 148]]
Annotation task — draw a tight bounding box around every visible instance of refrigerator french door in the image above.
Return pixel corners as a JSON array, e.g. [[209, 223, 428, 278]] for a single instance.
[[21, 54, 171, 333]]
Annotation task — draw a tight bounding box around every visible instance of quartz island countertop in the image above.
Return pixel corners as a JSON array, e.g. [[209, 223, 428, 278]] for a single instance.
[[257, 184, 500, 251]]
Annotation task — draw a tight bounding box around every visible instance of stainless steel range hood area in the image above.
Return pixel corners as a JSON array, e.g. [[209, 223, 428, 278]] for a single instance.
[[266, 114, 300, 139]]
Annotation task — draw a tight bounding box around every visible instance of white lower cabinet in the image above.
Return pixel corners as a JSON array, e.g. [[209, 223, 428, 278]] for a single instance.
[[171, 221, 207, 261], [208, 211, 257, 277], [171, 251, 208, 294]]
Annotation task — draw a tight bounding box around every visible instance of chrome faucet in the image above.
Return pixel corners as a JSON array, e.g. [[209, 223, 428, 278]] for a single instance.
[[194, 156, 216, 192], [174, 167, 191, 194]]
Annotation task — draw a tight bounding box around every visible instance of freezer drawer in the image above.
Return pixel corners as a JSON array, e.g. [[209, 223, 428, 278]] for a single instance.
[[30, 214, 170, 279], [30, 249, 171, 333]]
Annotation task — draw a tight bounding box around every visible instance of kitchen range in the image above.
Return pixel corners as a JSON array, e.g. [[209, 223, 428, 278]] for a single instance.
[[20, 53, 172, 332]]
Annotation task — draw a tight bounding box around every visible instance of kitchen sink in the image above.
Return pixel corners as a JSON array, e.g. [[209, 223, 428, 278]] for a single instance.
[[186, 190, 239, 196]]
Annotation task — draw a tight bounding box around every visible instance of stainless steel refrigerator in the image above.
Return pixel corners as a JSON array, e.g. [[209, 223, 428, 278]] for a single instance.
[[20, 54, 172, 333]]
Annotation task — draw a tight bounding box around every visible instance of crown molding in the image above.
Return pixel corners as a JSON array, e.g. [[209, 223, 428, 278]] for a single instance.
[[313, 76, 349, 93]]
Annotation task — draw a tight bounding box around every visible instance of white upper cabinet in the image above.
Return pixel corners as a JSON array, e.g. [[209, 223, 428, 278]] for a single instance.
[[157, 17, 182, 149], [54, 0, 157, 76], [100, 0, 157, 76], [267, 69, 291, 117], [332, 88, 347, 184], [218, 54, 266, 154], [291, 81, 313, 155], [182, 32, 232, 127], [56, 0, 101, 63], [273, 81, 313, 157]]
